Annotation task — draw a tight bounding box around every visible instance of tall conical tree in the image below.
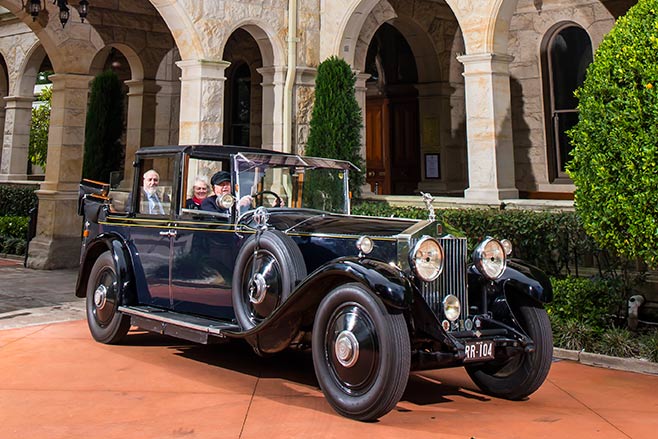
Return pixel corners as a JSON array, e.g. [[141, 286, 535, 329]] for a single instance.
[[306, 56, 364, 196], [82, 70, 124, 182]]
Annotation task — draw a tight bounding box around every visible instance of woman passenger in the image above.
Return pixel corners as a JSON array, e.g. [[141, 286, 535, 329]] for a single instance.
[[185, 178, 209, 209]]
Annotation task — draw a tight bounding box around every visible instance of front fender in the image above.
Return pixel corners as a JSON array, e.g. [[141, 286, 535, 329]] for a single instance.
[[297, 257, 413, 310], [231, 257, 413, 354], [500, 259, 553, 304], [75, 234, 136, 305]]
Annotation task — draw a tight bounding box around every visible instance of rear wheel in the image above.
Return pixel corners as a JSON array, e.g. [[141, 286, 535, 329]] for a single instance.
[[466, 302, 552, 400], [85, 251, 131, 344], [312, 283, 410, 421]]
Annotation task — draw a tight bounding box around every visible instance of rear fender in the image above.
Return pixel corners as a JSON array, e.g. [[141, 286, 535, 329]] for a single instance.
[[75, 234, 136, 306]]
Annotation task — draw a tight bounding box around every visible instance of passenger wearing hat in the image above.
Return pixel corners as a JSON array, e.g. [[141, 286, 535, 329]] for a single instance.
[[200, 170, 252, 214]]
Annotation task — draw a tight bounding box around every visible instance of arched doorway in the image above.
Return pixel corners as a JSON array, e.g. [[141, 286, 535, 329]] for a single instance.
[[365, 23, 420, 195], [222, 28, 263, 148]]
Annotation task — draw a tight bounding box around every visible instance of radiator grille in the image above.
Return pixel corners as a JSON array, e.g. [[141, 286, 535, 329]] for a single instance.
[[416, 236, 468, 322]]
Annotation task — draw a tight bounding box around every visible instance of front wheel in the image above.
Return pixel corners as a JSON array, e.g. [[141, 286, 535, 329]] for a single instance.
[[466, 302, 552, 400], [85, 251, 131, 344], [312, 283, 410, 421]]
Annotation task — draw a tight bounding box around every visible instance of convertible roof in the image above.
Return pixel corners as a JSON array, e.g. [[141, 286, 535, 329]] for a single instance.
[[134, 144, 359, 171]]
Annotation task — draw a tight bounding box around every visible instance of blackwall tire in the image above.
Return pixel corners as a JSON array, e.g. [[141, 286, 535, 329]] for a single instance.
[[232, 230, 306, 330], [312, 283, 410, 421], [466, 303, 553, 400], [85, 251, 131, 344]]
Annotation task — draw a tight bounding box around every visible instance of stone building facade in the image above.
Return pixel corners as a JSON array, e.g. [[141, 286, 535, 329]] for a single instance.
[[0, 0, 636, 268]]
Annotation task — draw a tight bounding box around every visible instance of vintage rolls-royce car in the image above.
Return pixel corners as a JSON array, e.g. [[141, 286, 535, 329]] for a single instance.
[[76, 145, 553, 421]]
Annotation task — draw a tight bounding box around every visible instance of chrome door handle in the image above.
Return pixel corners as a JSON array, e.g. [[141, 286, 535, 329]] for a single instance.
[[159, 230, 177, 237]]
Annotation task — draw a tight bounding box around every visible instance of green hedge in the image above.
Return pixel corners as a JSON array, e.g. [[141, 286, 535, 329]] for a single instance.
[[0, 185, 38, 217], [0, 216, 29, 256], [352, 201, 597, 276]]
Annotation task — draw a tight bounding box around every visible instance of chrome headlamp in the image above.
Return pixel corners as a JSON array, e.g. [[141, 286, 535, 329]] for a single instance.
[[410, 236, 444, 282], [473, 237, 507, 280], [356, 236, 374, 255]]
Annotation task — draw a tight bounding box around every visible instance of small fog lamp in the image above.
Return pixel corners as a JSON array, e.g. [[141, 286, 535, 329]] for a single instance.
[[443, 295, 461, 322], [501, 239, 513, 256]]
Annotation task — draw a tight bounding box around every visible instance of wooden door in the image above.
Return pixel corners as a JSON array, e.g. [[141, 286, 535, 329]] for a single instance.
[[389, 97, 420, 195], [365, 97, 390, 194]]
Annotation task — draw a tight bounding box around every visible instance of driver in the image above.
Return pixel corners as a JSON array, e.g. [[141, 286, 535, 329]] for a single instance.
[[201, 171, 252, 214]]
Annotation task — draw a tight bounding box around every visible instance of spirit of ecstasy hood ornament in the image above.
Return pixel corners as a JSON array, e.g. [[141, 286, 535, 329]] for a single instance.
[[420, 192, 436, 221]]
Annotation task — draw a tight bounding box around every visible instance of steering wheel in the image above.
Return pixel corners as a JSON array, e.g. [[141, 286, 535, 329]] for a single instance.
[[252, 190, 284, 208]]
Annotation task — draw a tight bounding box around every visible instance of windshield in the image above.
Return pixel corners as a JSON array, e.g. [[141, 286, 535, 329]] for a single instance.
[[234, 153, 352, 214]]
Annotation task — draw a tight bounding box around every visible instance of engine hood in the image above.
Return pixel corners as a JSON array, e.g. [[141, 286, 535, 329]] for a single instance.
[[239, 209, 421, 238]]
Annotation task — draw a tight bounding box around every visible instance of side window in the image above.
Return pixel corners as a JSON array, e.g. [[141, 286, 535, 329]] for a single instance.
[[542, 24, 593, 182], [137, 156, 175, 216], [180, 157, 228, 214]]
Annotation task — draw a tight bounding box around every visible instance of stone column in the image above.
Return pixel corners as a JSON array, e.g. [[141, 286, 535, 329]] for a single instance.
[[0, 100, 7, 171], [258, 66, 286, 151], [0, 96, 34, 181], [458, 53, 518, 201], [123, 79, 160, 185], [153, 79, 180, 146], [176, 59, 230, 145], [27, 73, 92, 269]]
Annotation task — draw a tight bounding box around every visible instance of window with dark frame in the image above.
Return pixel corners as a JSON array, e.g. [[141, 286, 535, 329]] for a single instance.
[[543, 25, 593, 182], [230, 63, 251, 147]]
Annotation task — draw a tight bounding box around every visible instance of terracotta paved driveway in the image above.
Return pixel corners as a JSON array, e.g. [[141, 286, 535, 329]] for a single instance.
[[0, 320, 657, 439]]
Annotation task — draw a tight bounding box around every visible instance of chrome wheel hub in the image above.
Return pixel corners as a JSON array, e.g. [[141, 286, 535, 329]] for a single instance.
[[249, 272, 268, 304], [335, 330, 359, 368], [94, 284, 107, 309]]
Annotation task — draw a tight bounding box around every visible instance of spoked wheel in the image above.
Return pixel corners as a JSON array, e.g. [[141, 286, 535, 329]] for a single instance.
[[466, 301, 553, 400], [312, 283, 410, 421], [252, 190, 284, 208], [85, 251, 131, 344], [232, 230, 306, 330]]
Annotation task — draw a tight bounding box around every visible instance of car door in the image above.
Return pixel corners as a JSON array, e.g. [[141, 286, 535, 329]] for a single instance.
[[169, 154, 239, 320], [129, 154, 177, 308], [170, 216, 241, 319]]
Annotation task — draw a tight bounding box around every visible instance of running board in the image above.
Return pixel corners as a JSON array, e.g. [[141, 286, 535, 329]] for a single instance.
[[118, 305, 241, 344]]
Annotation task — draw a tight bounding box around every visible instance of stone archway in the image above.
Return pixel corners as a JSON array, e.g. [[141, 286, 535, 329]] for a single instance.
[[222, 28, 263, 148], [348, 1, 466, 196]]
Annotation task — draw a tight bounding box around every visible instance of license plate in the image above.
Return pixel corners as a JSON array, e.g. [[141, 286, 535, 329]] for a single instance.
[[464, 340, 495, 362]]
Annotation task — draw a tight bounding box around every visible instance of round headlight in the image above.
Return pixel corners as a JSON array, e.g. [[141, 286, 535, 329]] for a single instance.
[[443, 294, 461, 322], [500, 239, 513, 256], [473, 237, 507, 280], [410, 236, 444, 282], [356, 236, 374, 255]]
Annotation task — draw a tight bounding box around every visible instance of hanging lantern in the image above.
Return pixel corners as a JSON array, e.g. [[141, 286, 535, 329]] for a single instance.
[[78, 0, 89, 22], [56, 0, 70, 27], [29, 0, 41, 21]]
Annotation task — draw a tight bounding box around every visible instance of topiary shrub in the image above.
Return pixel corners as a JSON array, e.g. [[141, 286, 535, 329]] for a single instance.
[[82, 70, 125, 183], [568, 0, 658, 267], [305, 56, 364, 200]]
